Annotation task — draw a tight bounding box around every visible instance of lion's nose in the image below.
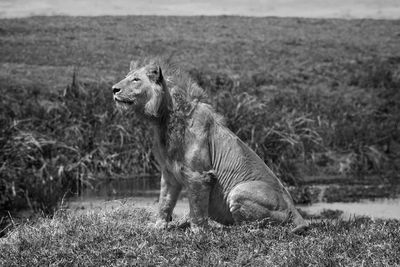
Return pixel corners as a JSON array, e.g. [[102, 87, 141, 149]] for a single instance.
[[112, 86, 121, 94]]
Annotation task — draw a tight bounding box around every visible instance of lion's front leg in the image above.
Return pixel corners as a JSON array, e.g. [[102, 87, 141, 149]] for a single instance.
[[186, 170, 215, 232], [155, 171, 182, 229]]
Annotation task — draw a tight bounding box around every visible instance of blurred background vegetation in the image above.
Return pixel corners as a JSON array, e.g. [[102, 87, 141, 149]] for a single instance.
[[0, 16, 399, 232]]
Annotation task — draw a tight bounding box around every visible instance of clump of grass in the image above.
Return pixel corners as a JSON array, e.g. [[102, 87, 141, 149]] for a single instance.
[[1, 205, 399, 266], [193, 56, 400, 181], [0, 72, 157, 234], [2, 56, 400, 232], [211, 88, 323, 184]]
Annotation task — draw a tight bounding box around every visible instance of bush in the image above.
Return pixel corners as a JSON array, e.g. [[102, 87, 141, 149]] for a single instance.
[[0, 72, 156, 219], [1, 56, 399, 231]]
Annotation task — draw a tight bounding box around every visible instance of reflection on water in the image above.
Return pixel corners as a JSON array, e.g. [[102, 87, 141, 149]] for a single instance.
[[75, 176, 160, 200], [69, 193, 400, 221], [70, 177, 400, 220], [299, 198, 400, 220], [68, 196, 189, 218]]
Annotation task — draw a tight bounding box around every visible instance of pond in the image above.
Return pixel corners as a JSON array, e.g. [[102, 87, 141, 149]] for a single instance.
[[69, 190, 400, 220], [298, 198, 400, 220]]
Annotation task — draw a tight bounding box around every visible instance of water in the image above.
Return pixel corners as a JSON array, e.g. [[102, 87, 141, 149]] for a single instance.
[[299, 198, 400, 220], [76, 176, 160, 200], [69, 176, 400, 220], [68, 196, 189, 218], [69, 190, 400, 220], [1, 0, 399, 19]]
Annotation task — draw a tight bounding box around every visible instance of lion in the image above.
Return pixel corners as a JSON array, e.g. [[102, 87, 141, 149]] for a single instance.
[[112, 58, 309, 233]]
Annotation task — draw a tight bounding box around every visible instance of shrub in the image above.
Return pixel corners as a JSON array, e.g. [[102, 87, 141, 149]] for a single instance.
[[1, 56, 399, 232], [0, 72, 156, 219]]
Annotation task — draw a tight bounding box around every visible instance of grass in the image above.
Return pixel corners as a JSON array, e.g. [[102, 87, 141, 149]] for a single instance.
[[1, 205, 399, 266], [1, 15, 400, 234]]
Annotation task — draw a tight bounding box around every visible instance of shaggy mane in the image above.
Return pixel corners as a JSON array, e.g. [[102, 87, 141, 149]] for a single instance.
[[154, 58, 224, 126], [132, 57, 208, 105], [130, 57, 225, 158]]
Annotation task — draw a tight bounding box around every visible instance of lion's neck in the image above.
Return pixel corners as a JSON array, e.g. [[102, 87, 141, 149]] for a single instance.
[[153, 93, 192, 161]]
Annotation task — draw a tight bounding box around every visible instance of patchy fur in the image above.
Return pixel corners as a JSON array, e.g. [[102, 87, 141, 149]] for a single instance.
[[112, 58, 308, 234]]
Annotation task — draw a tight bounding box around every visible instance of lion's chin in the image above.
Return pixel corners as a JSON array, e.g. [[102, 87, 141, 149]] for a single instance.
[[114, 99, 133, 112], [115, 101, 129, 112]]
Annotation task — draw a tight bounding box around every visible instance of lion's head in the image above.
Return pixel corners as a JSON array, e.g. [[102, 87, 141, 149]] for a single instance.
[[112, 60, 169, 118]]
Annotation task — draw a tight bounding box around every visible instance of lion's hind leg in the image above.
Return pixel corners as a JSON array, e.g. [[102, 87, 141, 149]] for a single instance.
[[228, 181, 290, 223], [228, 181, 308, 233], [289, 208, 309, 234]]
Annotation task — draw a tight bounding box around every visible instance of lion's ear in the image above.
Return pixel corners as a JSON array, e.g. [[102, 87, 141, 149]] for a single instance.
[[146, 63, 163, 84], [130, 60, 138, 71]]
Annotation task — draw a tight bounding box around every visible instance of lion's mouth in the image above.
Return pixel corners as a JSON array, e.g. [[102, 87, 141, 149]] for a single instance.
[[114, 97, 134, 105]]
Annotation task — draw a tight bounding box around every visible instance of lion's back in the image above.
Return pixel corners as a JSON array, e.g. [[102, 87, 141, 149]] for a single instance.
[[209, 123, 284, 194]]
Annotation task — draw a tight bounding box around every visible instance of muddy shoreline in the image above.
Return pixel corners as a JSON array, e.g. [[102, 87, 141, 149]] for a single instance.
[[74, 175, 400, 205]]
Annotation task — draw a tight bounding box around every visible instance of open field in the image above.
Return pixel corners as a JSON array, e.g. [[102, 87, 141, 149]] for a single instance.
[[1, 15, 400, 236], [1, 0, 400, 19], [1, 204, 399, 266]]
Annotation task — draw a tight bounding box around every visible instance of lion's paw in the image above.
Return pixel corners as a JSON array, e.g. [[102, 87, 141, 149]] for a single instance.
[[189, 221, 209, 234], [148, 220, 169, 230]]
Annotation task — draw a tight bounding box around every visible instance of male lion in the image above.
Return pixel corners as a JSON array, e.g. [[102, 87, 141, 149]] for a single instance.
[[112, 58, 308, 233]]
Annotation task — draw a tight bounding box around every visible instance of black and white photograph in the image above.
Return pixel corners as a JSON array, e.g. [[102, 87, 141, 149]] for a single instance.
[[1, 0, 399, 266]]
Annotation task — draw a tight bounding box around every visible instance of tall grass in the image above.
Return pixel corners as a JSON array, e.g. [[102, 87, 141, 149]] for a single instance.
[[1, 56, 399, 234], [194, 57, 400, 181], [0, 73, 156, 224]]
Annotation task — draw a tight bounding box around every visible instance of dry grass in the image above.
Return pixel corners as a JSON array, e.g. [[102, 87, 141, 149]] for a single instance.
[[1, 205, 399, 266]]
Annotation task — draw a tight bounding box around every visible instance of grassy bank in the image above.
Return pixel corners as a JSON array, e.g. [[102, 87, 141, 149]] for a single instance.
[[1, 16, 400, 228], [1, 205, 399, 266]]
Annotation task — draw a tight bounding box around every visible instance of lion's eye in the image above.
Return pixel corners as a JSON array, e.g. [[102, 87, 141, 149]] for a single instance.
[[132, 77, 140, 82]]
